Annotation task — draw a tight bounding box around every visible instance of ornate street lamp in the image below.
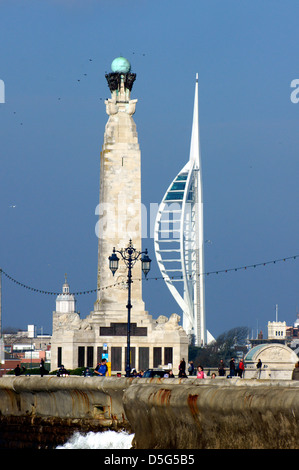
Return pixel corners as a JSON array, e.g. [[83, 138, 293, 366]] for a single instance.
[[108, 251, 119, 276], [109, 239, 151, 376]]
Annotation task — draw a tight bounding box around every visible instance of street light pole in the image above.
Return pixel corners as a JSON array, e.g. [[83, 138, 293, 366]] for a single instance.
[[0, 268, 2, 340], [109, 239, 151, 377], [126, 249, 133, 378]]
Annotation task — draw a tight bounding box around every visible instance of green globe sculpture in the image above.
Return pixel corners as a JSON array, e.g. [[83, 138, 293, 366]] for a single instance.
[[111, 56, 131, 74]]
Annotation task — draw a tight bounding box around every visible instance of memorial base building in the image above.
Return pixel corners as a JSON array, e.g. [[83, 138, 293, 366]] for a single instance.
[[51, 277, 188, 374]]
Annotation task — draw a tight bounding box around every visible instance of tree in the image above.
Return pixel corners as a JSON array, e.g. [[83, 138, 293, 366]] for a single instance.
[[216, 326, 249, 358], [2, 326, 19, 334], [189, 326, 250, 368]]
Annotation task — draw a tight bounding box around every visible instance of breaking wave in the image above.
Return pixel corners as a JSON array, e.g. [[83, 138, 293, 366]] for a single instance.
[[56, 430, 134, 449]]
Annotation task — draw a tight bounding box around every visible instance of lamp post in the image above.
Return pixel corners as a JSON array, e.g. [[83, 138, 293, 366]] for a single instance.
[[109, 239, 151, 377]]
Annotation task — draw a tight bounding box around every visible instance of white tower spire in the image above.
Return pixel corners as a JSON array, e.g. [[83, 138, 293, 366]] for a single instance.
[[154, 75, 212, 346], [189, 73, 200, 167]]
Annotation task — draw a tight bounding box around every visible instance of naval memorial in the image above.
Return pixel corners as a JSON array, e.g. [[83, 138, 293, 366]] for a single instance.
[[50, 57, 188, 375]]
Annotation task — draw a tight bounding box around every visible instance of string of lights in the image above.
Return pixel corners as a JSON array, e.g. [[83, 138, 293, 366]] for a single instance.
[[0, 253, 298, 296]]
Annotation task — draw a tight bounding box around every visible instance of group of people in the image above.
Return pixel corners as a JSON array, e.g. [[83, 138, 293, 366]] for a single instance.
[[219, 357, 261, 378], [14, 359, 49, 377], [13, 355, 299, 380], [178, 358, 209, 379], [178, 357, 255, 379], [14, 364, 26, 376], [178, 358, 199, 377], [227, 357, 246, 378], [14, 356, 299, 380], [81, 358, 109, 377], [56, 364, 69, 377]]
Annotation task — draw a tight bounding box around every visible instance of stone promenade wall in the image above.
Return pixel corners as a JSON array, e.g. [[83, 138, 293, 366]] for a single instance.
[[0, 375, 131, 448], [1, 376, 299, 449]]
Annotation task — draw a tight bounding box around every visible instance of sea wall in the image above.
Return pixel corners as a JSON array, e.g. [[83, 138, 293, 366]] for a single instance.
[[1, 376, 299, 449], [0, 375, 131, 448], [124, 378, 299, 449]]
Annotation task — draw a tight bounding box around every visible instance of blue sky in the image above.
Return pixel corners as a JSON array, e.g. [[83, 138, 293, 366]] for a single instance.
[[0, 0, 299, 339]]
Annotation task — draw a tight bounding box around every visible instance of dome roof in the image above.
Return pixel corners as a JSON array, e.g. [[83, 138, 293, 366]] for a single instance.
[[56, 276, 75, 301], [244, 343, 298, 364], [244, 344, 265, 361], [111, 56, 131, 74], [56, 293, 75, 301]]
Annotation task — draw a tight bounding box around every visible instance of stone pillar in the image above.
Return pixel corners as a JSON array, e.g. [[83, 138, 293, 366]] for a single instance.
[[94, 59, 144, 315]]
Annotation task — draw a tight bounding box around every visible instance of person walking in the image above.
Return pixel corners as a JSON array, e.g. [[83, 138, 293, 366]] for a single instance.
[[229, 357, 236, 377], [218, 359, 226, 376], [178, 358, 187, 377], [292, 362, 299, 380], [94, 358, 108, 377], [256, 358, 262, 379], [40, 359, 47, 377], [188, 361, 194, 376], [14, 364, 21, 376], [237, 359, 245, 378], [179, 358, 186, 374]]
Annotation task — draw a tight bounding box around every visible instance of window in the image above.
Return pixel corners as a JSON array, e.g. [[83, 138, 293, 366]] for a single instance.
[[125, 347, 135, 369], [97, 346, 103, 363], [164, 347, 173, 366], [57, 347, 62, 368], [111, 347, 122, 371], [139, 347, 149, 370], [153, 347, 162, 368], [171, 182, 186, 191], [165, 192, 184, 201], [87, 346, 94, 368], [176, 174, 188, 181], [78, 346, 85, 368]]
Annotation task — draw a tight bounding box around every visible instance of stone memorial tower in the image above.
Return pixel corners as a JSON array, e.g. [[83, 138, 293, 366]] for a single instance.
[[94, 56, 144, 316]]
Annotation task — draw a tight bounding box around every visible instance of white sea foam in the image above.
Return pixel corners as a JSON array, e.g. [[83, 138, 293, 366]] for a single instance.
[[56, 430, 134, 449]]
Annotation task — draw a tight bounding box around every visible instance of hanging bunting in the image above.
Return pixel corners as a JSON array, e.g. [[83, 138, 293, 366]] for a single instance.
[[0, 253, 298, 296]]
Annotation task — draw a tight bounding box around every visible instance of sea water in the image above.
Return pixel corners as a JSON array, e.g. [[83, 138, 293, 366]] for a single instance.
[[56, 430, 134, 449]]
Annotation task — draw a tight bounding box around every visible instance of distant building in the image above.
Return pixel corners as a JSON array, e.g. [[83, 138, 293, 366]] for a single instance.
[[0, 324, 51, 376], [268, 321, 287, 340], [244, 343, 298, 380], [250, 314, 299, 350], [3, 325, 51, 353], [286, 313, 299, 341]]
